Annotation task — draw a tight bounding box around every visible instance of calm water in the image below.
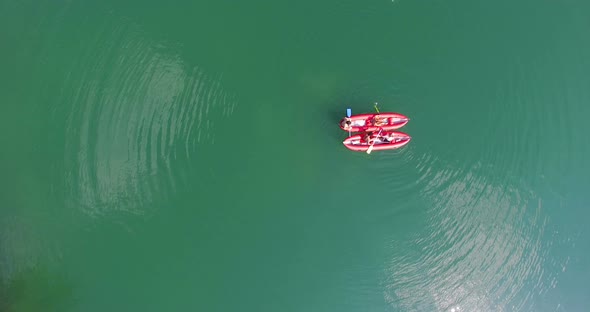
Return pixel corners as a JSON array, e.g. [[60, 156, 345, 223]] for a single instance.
[[1, 0, 590, 311]]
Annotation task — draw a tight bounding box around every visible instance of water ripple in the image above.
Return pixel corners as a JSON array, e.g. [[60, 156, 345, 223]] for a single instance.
[[380, 53, 577, 310], [57, 18, 237, 218], [383, 162, 553, 311]]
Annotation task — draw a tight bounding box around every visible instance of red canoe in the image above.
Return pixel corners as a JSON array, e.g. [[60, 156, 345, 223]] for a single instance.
[[343, 131, 411, 152], [339, 113, 409, 132]]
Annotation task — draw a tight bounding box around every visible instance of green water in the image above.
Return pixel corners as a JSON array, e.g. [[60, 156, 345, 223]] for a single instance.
[[2, 0, 590, 311]]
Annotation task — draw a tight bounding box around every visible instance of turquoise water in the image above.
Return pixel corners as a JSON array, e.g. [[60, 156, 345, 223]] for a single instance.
[[1, 0, 590, 311]]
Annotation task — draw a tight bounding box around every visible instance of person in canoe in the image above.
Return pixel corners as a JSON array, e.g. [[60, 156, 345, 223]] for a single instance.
[[381, 132, 398, 142], [363, 132, 374, 144], [342, 117, 352, 130], [364, 131, 382, 145], [372, 115, 388, 126]]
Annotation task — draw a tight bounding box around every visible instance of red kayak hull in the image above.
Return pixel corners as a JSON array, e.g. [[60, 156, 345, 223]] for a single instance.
[[339, 113, 409, 132], [343, 131, 411, 152]]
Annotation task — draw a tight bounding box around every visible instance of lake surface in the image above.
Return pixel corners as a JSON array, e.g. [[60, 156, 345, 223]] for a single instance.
[[1, 0, 589, 311]]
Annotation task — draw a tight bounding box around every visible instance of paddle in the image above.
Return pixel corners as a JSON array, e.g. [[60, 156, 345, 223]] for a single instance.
[[366, 128, 383, 154], [374, 102, 380, 114], [346, 108, 352, 137]]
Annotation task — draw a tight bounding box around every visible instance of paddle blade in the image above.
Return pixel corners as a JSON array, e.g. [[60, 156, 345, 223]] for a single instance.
[[346, 108, 351, 118], [366, 144, 375, 154]]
